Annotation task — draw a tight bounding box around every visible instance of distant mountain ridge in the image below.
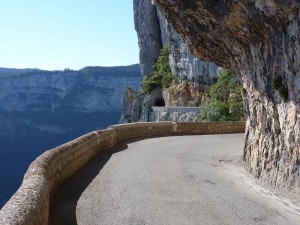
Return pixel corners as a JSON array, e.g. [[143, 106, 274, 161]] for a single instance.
[[0, 64, 141, 208], [0, 64, 140, 78], [0, 68, 40, 76], [0, 64, 141, 113]]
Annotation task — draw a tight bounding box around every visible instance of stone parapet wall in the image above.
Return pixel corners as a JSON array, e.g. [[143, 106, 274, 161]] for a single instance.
[[0, 122, 245, 225], [0, 129, 116, 225], [176, 122, 246, 135], [109, 122, 174, 142]]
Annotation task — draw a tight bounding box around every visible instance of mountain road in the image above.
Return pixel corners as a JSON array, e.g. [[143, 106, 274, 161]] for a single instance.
[[50, 134, 300, 225]]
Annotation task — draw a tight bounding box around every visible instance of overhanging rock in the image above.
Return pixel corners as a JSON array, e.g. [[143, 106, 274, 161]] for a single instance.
[[153, 0, 300, 192]]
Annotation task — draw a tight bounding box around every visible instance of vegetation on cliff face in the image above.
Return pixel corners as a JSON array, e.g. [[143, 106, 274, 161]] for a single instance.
[[199, 69, 244, 122], [141, 46, 173, 94], [273, 75, 289, 101]]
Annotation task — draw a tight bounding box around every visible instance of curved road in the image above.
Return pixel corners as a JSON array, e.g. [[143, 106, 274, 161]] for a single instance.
[[50, 134, 300, 225]]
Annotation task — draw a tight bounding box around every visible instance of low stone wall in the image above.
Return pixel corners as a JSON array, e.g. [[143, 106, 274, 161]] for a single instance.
[[109, 122, 174, 141], [0, 122, 245, 225], [175, 122, 246, 135], [0, 129, 117, 225]]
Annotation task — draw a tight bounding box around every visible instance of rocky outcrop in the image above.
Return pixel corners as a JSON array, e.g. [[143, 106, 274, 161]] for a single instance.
[[131, 0, 219, 123], [134, 0, 218, 81], [131, 94, 144, 122], [163, 82, 210, 107], [153, 0, 300, 192], [133, 0, 162, 77], [157, 10, 219, 82], [119, 88, 137, 123], [140, 89, 163, 122]]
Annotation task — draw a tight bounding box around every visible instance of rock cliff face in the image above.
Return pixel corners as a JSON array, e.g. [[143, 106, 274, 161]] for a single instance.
[[130, 0, 219, 123], [133, 0, 162, 77], [153, 0, 300, 192], [0, 68, 141, 136], [163, 82, 210, 107], [134, 0, 218, 81], [119, 88, 139, 123], [0, 71, 140, 114], [157, 10, 219, 82]]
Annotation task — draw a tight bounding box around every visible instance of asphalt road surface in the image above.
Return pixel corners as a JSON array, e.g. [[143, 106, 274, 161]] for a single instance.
[[50, 134, 300, 225]]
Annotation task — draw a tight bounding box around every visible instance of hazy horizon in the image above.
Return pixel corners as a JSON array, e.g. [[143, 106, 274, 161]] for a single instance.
[[0, 63, 140, 71]]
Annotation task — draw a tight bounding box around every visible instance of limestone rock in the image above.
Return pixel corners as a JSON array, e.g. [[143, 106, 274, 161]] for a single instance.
[[133, 0, 219, 81], [134, 0, 162, 77], [141, 89, 163, 122], [163, 82, 210, 107], [0, 69, 141, 113], [0, 68, 141, 135], [131, 94, 144, 122], [153, 0, 300, 192], [119, 88, 137, 123], [157, 10, 219, 82], [133, 0, 219, 123]]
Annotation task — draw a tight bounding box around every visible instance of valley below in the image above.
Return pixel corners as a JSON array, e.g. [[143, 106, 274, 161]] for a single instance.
[[0, 65, 141, 208]]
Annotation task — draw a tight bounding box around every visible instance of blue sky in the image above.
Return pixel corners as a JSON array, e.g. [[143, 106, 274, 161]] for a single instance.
[[0, 0, 139, 70]]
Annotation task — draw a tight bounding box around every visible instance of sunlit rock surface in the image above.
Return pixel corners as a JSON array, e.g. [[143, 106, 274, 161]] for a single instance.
[[134, 0, 218, 81], [130, 0, 219, 123]]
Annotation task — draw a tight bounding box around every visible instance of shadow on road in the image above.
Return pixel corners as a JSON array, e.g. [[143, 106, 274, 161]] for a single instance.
[[49, 141, 131, 225]]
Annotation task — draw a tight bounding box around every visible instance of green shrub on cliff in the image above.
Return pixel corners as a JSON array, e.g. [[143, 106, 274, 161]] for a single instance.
[[228, 86, 245, 121], [200, 99, 230, 121], [273, 75, 289, 101], [141, 46, 173, 94], [199, 69, 245, 122]]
